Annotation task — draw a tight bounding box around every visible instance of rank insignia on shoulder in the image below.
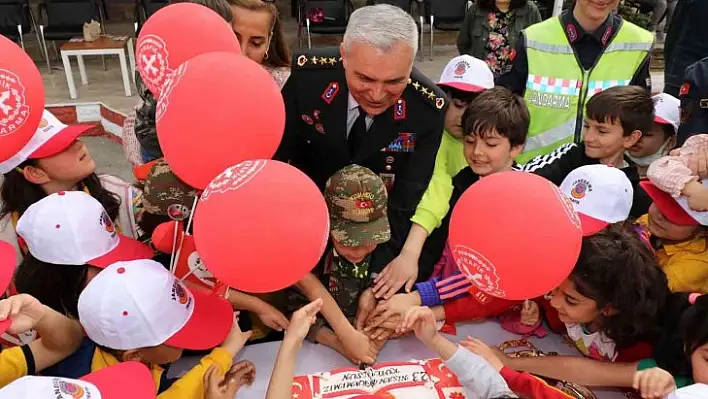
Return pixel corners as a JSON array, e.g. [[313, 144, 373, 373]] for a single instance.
[[394, 99, 406, 120], [408, 79, 446, 110], [294, 53, 341, 69], [435, 97, 445, 109], [321, 82, 340, 104]]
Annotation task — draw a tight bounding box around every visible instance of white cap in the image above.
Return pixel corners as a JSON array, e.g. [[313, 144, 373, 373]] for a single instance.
[[16, 191, 152, 267], [560, 165, 633, 236], [0, 110, 94, 174], [78, 259, 234, 351], [438, 55, 494, 93], [653, 93, 680, 134], [0, 362, 155, 399]]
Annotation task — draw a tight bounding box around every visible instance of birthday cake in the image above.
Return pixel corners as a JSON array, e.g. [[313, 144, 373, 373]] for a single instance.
[[291, 359, 467, 399]]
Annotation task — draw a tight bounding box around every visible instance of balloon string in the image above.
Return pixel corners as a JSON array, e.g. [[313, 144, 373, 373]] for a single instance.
[[169, 221, 179, 274], [172, 197, 199, 276]]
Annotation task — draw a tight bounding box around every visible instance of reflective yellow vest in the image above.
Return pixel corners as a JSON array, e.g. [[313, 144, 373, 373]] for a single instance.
[[517, 17, 653, 164]]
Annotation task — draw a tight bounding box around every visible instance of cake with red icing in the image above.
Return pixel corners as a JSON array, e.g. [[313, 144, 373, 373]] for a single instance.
[[291, 359, 468, 399]]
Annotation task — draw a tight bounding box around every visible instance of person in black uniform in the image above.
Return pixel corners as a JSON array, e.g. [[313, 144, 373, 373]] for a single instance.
[[275, 4, 446, 321]]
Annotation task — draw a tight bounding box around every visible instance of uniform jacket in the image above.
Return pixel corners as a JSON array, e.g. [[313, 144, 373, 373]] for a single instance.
[[275, 47, 447, 277]]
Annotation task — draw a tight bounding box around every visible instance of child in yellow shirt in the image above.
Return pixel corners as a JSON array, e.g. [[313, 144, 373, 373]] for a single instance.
[[50, 259, 247, 398], [640, 180, 708, 293], [0, 294, 83, 388]]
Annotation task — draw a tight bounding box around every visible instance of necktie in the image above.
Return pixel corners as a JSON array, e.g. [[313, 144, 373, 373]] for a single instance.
[[348, 106, 368, 156]]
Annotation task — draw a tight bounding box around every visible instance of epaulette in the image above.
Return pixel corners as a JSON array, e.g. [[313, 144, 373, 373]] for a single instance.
[[293, 47, 341, 69], [407, 68, 447, 111]]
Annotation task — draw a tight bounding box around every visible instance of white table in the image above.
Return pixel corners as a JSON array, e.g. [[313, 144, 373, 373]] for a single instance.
[[168, 320, 625, 399], [59, 36, 136, 100]]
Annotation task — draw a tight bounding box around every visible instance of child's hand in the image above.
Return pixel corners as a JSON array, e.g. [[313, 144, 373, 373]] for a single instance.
[[372, 253, 419, 299], [459, 337, 505, 371], [687, 184, 708, 212], [341, 328, 378, 365], [520, 300, 540, 327], [397, 306, 437, 344], [285, 298, 323, 344], [365, 292, 420, 332], [632, 367, 676, 399], [203, 361, 255, 399], [256, 303, 290, 332], [220, 312, 253, 357], [0, 294, 46, 334], [355, 288, 377, 330]]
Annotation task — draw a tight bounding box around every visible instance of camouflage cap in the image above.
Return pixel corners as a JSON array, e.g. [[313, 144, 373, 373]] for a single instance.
[[142, 159, 201, 216], [325, 164, 390, 246]]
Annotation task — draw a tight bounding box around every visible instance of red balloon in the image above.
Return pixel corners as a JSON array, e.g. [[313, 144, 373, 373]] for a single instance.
[[0, 36, 45, 163], [194, 160, 329, 293], [151, 221, 184, 253], [156, 52, 285, 189], [448, 171, 583, 300], [136, 3, 241, 96]]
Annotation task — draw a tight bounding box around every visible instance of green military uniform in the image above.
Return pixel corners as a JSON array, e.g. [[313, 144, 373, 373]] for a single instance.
[[275, 47, 446, 281], [282, 165, 390, 341]]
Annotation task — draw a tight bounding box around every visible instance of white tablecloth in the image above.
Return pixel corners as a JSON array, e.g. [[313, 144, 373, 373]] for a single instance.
[[168, 320, 626, 399]]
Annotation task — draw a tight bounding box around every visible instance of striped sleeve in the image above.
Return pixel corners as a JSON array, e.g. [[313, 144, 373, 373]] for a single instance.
[[436, 272, 473, 302], [516, 143, 578, 172]]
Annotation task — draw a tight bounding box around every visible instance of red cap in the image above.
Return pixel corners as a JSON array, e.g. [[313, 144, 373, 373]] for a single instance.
[[640, 181, 699, 226], [0, 241, 17, 294], [88, 235, 155, 269]]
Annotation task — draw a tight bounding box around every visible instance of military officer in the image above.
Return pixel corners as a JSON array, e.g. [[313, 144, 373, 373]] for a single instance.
[[275, 4, 446, 295]]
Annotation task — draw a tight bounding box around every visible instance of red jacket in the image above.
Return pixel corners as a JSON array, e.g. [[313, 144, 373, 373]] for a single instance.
[[501, 367, 575, 399]]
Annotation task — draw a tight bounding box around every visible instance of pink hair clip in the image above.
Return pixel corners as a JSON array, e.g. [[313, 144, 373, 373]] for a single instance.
[[689, 293, 703, 305]]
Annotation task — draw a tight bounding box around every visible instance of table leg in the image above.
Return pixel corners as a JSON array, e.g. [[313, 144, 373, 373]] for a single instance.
[[127, 38, 136, 85], [61, 53, 77, 100], [118, 50, 132, 97], [77, 55, 88, 85]]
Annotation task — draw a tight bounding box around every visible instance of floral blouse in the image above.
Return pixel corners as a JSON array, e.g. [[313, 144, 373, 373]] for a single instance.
[[485, 10, 516, 77]]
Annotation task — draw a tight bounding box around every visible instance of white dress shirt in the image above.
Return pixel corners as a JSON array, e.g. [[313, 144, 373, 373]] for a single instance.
[[346, 93, 374, 137]]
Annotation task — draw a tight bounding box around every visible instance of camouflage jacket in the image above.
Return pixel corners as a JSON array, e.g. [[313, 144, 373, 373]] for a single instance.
[[134, 73, 163, 158]]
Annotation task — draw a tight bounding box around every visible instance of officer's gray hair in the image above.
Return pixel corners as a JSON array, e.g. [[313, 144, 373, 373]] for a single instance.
[[343, 4, 418, 61]]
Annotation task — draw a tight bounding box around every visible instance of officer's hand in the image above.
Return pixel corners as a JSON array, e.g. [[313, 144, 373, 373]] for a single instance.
[[372, 253, 418, 299]]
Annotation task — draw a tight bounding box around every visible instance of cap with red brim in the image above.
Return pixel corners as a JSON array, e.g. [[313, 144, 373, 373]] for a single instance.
[[0, 241, 17, 294], [578, 213, 610, 236], [0, 361, 155, 399], [28, 124, 94, 159], [164, 285, 234, 350], [80, 361, 156, 399], [437, 82, 488, 93], [87, 235, 155, 269], [640, 181, 699, 226]]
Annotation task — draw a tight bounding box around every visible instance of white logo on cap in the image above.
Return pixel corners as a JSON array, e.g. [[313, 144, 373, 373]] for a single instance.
[[0, 69, 29, 137], [187, 251, 215, 287], [201, 160, 267, 201], [155, 62, 188, 122], [136, 34, 171, 92], [452, 244, 505, 298], [52, 378, 87, 399], [550, 181, 582, 230], [170, 279, 193, 309]]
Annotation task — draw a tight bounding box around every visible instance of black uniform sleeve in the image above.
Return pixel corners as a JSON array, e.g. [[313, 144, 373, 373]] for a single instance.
[[369, 107, 445, 279], [133, 73, 162, 159], [495, 34, 529, 95], [273, 71, 301, 163], [516, 143, 585, 186], [630, 53, 652, 93], [457, 9, 474, 55]]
